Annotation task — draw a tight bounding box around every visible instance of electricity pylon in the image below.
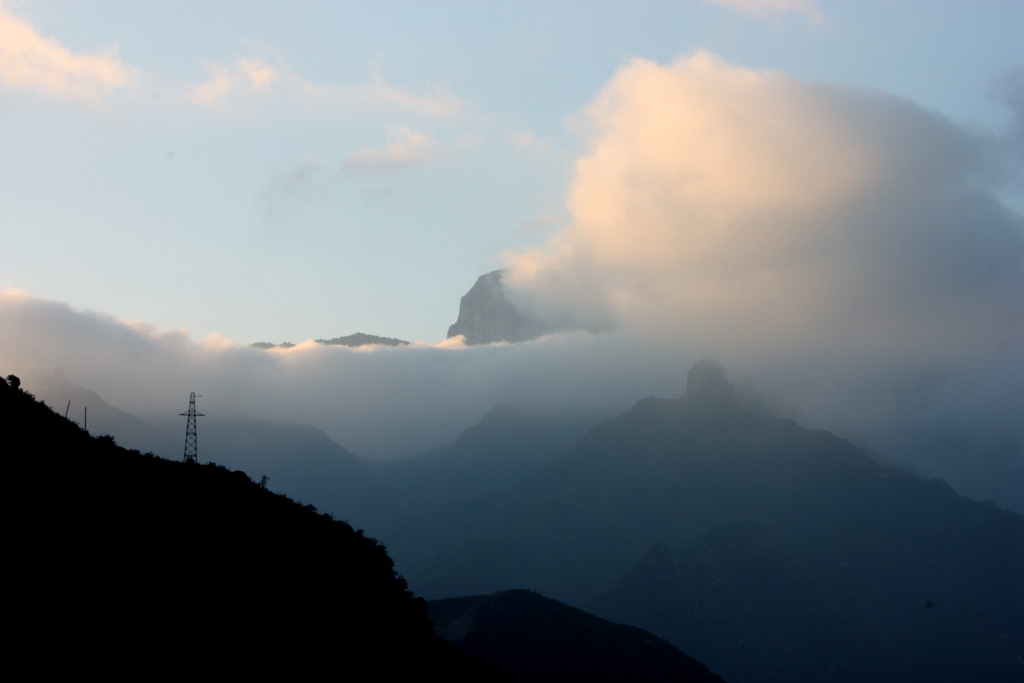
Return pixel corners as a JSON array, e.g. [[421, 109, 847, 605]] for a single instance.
[[180, 392, 204, 464]]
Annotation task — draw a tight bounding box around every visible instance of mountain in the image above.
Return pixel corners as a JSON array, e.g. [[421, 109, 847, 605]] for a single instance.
[[384, 359, 1024, 682], [429, 589, 724, 682], [447, 270, 548, 345], [194, 417, 388, 526], [4, 373, 495, 679], [587, 528, 935, 683], [34, 369, 179, 455], [252, 331, 409, 349], [32, 373, 388, 528], [369, 403, 604, 528]]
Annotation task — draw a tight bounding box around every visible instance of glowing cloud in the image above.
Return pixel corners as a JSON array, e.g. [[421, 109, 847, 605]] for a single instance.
[[345, 125, 440, 171], [0, 3, 137, 102], [188, 57, 280, 106], [238, 58, 279, 92], [504, 52, 1023, 359], [186, 56, 463, 119]]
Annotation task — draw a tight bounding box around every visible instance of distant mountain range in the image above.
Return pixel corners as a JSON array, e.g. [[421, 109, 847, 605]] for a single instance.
[[384, 359, 1024, 682], [252, 331, 409, 349], [23, 359, 1024, 682], [6, 374, 728, 680], [429, 589, 723, 682]]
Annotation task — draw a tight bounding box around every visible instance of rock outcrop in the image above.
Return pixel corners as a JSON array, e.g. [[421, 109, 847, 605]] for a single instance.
[[447, 270, 546, 345]]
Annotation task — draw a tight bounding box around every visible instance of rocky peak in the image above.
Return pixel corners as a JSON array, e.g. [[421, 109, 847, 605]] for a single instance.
[[447, 270, 546, 345], [686, 358, 733, 400]]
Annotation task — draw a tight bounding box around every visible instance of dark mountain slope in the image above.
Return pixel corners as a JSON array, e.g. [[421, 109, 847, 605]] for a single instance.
[[34, 369, 179, 454], [34, 372, 391, 530], [386, 360, 1024, 682], [429, 589, 724, 682], [3, 375, 496, 679], [587, 527, 910, 683], [368, 403, 603, 530], [197, 416, 388, 525]]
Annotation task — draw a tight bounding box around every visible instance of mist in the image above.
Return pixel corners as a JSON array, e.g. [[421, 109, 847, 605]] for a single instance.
[[2, 53, 1021, 511]]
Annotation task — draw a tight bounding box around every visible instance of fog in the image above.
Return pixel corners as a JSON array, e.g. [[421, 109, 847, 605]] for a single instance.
[[2, 53, 1021, 511]]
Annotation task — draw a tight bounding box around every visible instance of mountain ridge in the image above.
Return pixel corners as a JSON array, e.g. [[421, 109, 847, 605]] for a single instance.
[[383, 360, 1024, 682]]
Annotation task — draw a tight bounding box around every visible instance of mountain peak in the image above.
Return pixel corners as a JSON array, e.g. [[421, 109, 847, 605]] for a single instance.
[[447, 270, 554, 345], [686, 358, 733, 401]]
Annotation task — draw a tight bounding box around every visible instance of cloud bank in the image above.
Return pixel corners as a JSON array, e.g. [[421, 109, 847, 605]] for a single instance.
[[0, 290, 674, 459]]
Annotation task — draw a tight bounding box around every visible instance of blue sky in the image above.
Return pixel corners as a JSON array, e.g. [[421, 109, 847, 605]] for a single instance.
[[2, 0, 1021, 343]]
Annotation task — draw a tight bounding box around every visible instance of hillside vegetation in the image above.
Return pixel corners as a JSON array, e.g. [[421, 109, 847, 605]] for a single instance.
[[3, 374, 494, 678]]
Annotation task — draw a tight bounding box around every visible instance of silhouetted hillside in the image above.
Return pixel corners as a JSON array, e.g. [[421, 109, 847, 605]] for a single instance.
[[3, 374, 495, 679], [429, 589, 724, 682]]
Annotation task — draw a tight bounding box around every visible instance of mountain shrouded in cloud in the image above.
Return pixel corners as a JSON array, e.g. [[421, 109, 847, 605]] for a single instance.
[[1, 52, 1022, 511], [496, 53, 1023, 507]]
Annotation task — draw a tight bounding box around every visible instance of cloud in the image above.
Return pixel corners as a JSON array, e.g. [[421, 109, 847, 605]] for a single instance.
[[187, 64, 234, 106], [495, 52, 1023, 506], [0, 2, 137, 102], [703, 0, 822, 22], [0, 292, 653, 460], [994, 65, 1024, 157], [186, 55, 463, 120], [503, 52, 1023, 360], [3, 288, 1021, 512], [187, 57, 280, 106], [238, 58, 279, 91], [300, 69, 464, 118], [345, 125, 440, 171]]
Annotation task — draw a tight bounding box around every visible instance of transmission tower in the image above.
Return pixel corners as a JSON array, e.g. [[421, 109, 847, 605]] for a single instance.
[[180, 392, 204, 464]]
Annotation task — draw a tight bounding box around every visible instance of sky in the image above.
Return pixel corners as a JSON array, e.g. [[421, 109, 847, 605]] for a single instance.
[[2, 0, 1022, 344], [1, 1, 1023, 508]]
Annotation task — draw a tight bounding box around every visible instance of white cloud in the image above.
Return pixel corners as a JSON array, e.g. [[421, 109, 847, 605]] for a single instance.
[[187, 57, 280, 106], [186, 56, 463, 120], [345, 125, 440, 171], [504, 52, 1023, 360], [492, 52, 1023, 507], [0, 2, 137, 102]]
